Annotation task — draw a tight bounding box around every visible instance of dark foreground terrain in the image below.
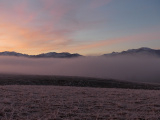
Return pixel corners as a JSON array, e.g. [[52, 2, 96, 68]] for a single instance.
[[0, 86, 160, 120], [0, 74, 160, 119], [0, 74, 160, 90]]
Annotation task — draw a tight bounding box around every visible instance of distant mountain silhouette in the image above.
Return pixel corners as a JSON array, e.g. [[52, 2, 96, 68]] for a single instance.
[[0, 51, 82, 58], [103, 47, 160, 57], [1, 47, 160, 58]]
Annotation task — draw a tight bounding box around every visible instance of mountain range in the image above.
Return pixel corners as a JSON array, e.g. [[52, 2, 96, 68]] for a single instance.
[[0, 47, 160, 58], [0, 51, 81, 58], [103, 47, 160, 57]]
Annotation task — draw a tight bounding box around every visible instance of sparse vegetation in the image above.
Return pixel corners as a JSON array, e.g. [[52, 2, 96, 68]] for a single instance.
[[0, 74, 160, 119], [0, 85, 160, 119], [0, 74, 160, 90]]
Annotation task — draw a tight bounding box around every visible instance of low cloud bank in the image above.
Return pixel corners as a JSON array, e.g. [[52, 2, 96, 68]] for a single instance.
[[0, 56, 160, 83]]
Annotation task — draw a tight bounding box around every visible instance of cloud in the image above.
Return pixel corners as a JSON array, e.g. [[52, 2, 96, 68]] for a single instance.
[[0, 56, 160, 84], [0, 0, 108, 54], [59, 31, 160, 54], [0, 0, 159, 55], [90, 0, 111, 9]]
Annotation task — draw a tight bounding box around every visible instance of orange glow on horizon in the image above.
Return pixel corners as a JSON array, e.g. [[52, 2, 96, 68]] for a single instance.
[[0, 0, 159, 55]]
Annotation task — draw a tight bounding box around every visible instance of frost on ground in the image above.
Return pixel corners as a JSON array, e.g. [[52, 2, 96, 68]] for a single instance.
[[0, 86, 160, 120]]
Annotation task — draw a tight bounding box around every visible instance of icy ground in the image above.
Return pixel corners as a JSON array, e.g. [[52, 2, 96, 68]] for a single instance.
[[0, 85, 160, 120]]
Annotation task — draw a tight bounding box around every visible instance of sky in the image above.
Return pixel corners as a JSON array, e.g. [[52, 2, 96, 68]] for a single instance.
[[0, 0, 160, 55]]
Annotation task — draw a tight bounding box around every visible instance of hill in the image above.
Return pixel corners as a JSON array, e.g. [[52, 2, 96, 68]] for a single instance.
[[0, 51, 81, 58], [103, 47, 160, 57], [0, 74, 160, 90]]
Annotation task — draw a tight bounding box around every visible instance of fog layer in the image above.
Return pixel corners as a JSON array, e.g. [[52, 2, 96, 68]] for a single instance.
[[0, 56, 160, 83]]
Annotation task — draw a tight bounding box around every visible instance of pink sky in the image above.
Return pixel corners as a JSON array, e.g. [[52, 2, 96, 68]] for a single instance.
[[0, 0, 160, 55]]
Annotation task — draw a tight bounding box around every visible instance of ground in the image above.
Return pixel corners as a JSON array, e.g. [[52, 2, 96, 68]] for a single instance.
[[0, 85, 160, 120]]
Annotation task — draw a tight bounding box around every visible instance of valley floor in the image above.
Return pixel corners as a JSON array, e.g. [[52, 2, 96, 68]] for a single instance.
[[0, 85, 160, 120]]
